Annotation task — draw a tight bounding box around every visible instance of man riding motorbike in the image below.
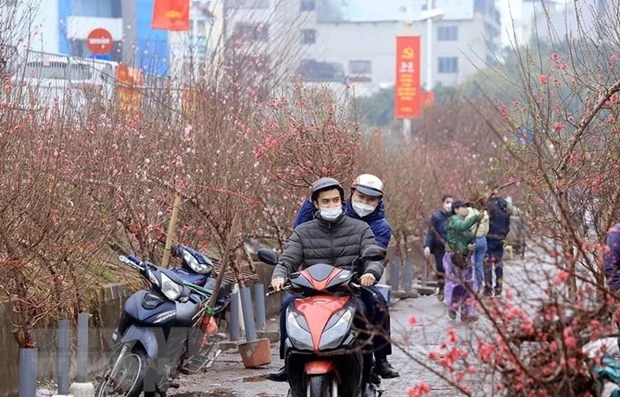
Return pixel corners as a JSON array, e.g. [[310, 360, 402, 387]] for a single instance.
[[270, 177, 385, 397], [278, 174, 398, 379]]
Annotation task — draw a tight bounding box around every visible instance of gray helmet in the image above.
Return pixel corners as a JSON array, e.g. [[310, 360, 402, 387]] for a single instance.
[[311, 177, 345, 202]]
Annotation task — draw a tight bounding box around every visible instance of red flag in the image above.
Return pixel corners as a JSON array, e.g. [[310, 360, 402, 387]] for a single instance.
[[394, 36, 421, 119], [421, 91, 435, 109], [152, 0, 190, 31]]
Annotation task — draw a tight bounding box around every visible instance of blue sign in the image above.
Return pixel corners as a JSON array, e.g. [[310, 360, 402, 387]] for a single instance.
[[91, 54, 111, 61]]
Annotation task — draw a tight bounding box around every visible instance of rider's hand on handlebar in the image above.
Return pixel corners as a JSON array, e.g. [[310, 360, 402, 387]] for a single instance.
[[271, 277, 286, 292], [360, 273, 376, 287]]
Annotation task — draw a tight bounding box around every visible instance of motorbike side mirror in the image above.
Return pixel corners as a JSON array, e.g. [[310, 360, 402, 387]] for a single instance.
[[257, 248, 279, 266], [361, 245, 386, 261], [171, 244, 181, 257]]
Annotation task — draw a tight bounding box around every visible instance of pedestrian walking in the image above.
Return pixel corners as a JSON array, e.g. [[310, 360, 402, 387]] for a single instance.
[[604, 222, 620, 293], [423, 194, 454, 301], [465, 201, 489, 293], [484, 192, 512, 297], [443, 200, 482, 322]]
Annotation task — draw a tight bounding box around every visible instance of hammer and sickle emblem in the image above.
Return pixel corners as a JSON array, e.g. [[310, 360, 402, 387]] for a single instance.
[[402, 47, 415, 59]]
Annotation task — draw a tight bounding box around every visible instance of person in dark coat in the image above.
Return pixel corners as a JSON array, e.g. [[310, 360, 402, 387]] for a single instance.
[[423, 194, 454, 301], [484, 193, 512, 296], [284, 174, 398, 379], [270, 177, 385, 397], [604, 223, 620, 293]]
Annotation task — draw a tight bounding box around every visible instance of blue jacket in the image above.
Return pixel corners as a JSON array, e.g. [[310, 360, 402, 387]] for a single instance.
[[604, 223, 620, 292], [292, 199, 392, 248], [424, 209, 451, 250]]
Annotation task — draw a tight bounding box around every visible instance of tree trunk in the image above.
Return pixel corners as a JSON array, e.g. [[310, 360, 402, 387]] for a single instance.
[[558, 188, 578, 299], [12, 270, 36, 348]]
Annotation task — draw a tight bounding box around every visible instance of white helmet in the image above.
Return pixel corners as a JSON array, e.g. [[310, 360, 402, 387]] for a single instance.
[[351, 174, 384, 198]]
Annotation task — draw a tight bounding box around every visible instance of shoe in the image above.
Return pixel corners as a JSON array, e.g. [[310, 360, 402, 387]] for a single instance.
[[374, 358, 399, 378], [265, 366, 287, 382], [363, 383, 377, 397], [448, 309, 457, 320], [461, 315, 479, 323], [483, 287, 493, 297]]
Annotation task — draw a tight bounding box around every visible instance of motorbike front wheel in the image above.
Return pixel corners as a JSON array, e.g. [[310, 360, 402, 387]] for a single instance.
[[96, 345, 149, 397], [307, 374, 338, 397]]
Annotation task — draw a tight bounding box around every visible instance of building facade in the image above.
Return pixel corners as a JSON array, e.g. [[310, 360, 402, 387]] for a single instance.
[[305, 0, 501, 92], [12, 0, 224, 78], [59, 0, 170, 75], [168, 0, 225, 80], [531, 0, 612, 44]]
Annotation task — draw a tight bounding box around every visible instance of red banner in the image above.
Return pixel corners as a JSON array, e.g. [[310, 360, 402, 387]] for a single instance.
[[116, 65, 143, 116], [152, 0, 190, 31], [394, 36, 421, 119]]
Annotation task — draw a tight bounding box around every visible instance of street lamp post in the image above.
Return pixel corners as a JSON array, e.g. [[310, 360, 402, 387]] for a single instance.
[[425, 0, 433, 93]]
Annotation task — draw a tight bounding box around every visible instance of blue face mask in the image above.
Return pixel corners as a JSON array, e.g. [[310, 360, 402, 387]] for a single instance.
[[319, 206, 343, 221]]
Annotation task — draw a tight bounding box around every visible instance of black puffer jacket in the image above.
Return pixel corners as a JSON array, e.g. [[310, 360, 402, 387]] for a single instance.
[[272, 212, 384, 281]]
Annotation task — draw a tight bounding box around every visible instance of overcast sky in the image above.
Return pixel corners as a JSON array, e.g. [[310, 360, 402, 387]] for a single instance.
[[348, 0, 571, 46]]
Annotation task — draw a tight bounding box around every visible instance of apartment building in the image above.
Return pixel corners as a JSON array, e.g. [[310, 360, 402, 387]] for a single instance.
[[223, 0, 501, 93]]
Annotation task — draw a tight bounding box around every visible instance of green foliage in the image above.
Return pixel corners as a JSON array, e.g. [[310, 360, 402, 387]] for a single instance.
[[353, 88, 396, 127]]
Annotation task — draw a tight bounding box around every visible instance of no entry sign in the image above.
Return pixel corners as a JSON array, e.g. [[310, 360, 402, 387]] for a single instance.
[[87, 28, 113, 54]]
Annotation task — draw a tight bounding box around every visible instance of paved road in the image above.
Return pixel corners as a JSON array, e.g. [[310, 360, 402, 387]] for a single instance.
[[170, 246, 556, 396]]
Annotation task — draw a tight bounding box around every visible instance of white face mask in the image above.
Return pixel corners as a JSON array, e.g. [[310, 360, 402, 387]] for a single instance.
[[352, 202, 376, 218], [443, 203, 453, 213], [319, 206, 343, 221]]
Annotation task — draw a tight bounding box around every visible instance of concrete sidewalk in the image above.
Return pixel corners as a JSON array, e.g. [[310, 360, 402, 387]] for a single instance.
[[170, 293, 471, 397]]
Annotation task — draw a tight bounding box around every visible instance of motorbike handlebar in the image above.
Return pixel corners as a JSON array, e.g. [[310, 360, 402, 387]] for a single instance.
[[266, 285, 292, 296], [118, 255, 145, 272], [266, 281, 366, 297]]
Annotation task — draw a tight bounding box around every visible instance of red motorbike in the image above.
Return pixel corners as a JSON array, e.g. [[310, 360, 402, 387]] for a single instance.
[[258, 246, 385, 397]]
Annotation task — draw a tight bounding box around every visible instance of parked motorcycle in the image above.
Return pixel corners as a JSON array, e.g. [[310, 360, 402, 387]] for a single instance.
[[96, 250, 229, 397], [258, 245, 386, 397], [170, 244, 233, 328]]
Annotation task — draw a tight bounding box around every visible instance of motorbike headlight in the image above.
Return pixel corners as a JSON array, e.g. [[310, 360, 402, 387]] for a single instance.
[[146, 268, 160, 287], [160, 273, 183, 301], [319, 307, 354, 350], [182, 249, 213, 274], [286, 311, 313, 351]]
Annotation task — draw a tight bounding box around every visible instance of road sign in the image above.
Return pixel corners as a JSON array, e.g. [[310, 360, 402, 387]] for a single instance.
[[87, 28, 113, 54]]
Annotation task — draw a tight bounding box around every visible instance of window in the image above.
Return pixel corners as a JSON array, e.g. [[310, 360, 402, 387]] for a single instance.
[[438, 57, 458, 73], [437, 26, 458, 41], [348, 60, 371, 75], [300, 29, 316, 45], [300, 0, 316, 11], [73, 0, 121, 18], [421, 0, 436, 11], [196, 19, 207, 37], [233, 23, 269, 42], [348, 60, 372, 82], [298, 59, 346, 83]]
